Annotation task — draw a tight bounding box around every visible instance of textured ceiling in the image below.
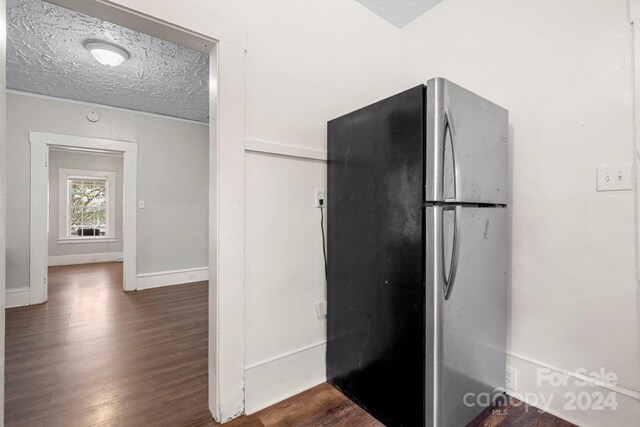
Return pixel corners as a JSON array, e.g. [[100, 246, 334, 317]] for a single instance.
[[7, 0, 209, 122], [354, 0, 445, 28]]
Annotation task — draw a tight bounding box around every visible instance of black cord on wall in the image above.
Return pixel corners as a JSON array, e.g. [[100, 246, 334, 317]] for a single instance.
[[320, 201, 328, 284]]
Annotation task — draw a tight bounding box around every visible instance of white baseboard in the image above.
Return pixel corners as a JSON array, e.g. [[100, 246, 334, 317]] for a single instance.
[[136, 266, 209, 290], [48, 252, 123, 266], [6, 287, 30, 308], [244, 340, 327, 414], [507, 352, 640, 426]]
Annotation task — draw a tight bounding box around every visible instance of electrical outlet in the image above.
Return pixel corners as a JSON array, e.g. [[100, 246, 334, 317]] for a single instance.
[[506, 365, 517, 391], [315, 301, 327, 318], [314, 188, 326, 208]]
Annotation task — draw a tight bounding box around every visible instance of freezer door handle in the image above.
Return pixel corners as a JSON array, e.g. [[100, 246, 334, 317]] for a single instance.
[[443, 205, 461, 300], [443, 110, 458, 203]]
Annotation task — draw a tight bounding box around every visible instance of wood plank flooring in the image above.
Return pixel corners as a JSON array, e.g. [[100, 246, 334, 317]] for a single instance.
[[5, 263, 211, 426], [5, 262, 574, 426], [227, 383, 576, 427]]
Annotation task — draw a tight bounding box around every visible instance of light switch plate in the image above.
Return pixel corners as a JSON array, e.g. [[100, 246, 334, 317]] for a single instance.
[[138, 200, 145, 209], [597, 164, 633, 192]]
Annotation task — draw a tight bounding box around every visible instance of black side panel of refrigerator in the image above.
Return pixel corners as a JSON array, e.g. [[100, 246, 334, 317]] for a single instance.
[[327, 85, 426, 427]]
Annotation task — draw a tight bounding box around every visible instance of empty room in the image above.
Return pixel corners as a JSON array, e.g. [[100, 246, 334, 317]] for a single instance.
[[3, 0, 212, 424], [0, 0, 639, 426]]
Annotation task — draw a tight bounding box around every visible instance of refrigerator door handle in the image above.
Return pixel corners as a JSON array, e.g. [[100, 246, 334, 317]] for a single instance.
[[443, 205, 462, 300], [443, 110, 458, 203]]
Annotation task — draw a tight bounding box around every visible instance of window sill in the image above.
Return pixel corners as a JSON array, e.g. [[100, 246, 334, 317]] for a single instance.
[[57, 238, 117, 245]]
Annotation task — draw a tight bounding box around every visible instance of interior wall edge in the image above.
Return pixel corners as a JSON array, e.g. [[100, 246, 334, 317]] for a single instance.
[[0, 0, 7, 420], [7, 90, 210, 127], [210, 40, 246, 422], [632, 17, 640, 285]]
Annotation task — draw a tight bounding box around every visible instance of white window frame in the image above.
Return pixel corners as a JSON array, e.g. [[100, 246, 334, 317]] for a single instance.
[[57, 168, 117, 244]]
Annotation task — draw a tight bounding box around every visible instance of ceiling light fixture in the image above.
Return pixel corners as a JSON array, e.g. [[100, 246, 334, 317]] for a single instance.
[[84, 40, 130, 67]]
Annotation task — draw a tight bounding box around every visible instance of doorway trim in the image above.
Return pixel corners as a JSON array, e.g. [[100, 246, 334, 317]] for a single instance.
[[29, 132, 138, 304], [632, 11, 640, 285], [18, 0, 247, 423]]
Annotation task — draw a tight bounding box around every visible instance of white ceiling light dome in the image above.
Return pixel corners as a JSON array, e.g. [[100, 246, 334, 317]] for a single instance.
[[84, 40, 130, 67]]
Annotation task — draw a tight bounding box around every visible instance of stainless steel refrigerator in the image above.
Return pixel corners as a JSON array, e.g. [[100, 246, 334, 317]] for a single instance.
[[327, 78, 508, 427]]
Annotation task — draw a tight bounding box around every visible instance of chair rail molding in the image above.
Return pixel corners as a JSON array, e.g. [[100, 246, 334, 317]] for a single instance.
[[245, 139, 327, 162]]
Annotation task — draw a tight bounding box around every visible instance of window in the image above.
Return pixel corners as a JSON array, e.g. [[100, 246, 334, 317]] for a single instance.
[[58, 169, 116, 242], [68, 177, 108, 237]]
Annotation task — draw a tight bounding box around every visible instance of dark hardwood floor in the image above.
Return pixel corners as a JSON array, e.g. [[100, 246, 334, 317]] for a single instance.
[[5, 262, 210, 426], [226, 383, 575, 427], [5, 262, 573, 427]]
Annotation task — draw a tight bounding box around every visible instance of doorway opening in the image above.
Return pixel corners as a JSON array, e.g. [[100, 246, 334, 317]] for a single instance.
[[28, 133, 137, 303], [3, 0, 248, 422], [3, 0, 226, 423]]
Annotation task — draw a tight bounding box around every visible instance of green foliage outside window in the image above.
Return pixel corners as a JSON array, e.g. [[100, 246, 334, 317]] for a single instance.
[[69, 178, 108, 236]]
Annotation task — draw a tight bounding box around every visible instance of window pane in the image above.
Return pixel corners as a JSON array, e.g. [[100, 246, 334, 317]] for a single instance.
[[71, 184, 85, 207], [87, 185, 106, 207], [94, 207, 106, 226], [85, 207, 106, 226], [70, 180, 106, 208], [70, 207, 81, 236], [70, 207, 83, 227], [83, 209, 97, 227], [67, 177, 109, 237]]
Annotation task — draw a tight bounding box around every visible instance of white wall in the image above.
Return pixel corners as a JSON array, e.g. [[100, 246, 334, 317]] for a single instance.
[[204, 0, 403, 151], [6, 92, 209, 290], [244, 153, 328, 412], [400, 0, 639, 424], [191, 0, 404, 413], [48, 149, 124, 259]]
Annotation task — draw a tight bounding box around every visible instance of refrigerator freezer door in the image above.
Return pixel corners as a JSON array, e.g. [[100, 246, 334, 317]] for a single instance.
[[425, 206, 508, 426], [426, 78, 509, 205]]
